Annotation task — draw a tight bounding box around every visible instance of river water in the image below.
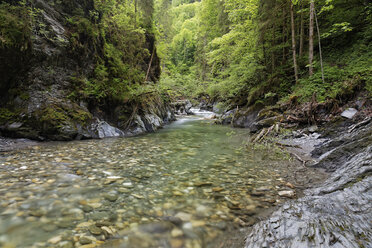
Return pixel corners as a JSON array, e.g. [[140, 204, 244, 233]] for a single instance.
[[0, 110, 320, 248]]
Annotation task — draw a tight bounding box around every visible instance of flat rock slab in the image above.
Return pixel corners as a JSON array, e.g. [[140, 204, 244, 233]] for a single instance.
[[341, 108, 358, 119], [245, 123, 372, 248], [246, 174, 372, 248]]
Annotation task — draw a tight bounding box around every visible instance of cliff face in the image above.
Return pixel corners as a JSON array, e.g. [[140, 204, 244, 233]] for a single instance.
[[0, 0, 173, 140]]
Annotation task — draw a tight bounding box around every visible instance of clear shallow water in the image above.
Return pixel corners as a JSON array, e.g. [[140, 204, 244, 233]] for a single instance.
[[0, 113, 314, 248]]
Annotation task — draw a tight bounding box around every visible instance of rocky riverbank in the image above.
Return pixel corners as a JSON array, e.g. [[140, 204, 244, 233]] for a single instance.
[[0, 0, 175, 142], [208, 92, 372, 247], [244, 118, 372, 247]]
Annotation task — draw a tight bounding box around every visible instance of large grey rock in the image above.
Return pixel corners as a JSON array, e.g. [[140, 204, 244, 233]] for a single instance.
[[8, 122, 23, 129], [219, 109, 237, 125], [245, 122, 372, 248], [172, 100, 193, 115], [92, 121, 125, 138], [143, 113, 163, 131], [218, 104, 267, 132]]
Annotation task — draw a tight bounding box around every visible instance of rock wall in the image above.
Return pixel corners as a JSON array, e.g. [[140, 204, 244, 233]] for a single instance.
[[0, 0, 173, 141], [245, 120, 372, 248]]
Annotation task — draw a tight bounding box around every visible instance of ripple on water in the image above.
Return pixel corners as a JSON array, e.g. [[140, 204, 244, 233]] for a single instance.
[[0, 117, 322, 248]]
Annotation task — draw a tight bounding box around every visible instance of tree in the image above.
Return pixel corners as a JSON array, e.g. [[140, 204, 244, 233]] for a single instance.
[[298, 0, 304, 57], [290, 0, 299, 83], [314, 8, 325, 84], [309, 0, 314, 76]]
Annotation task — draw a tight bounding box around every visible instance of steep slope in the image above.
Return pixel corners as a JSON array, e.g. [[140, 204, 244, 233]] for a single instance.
[[0, 0, 174, 141]]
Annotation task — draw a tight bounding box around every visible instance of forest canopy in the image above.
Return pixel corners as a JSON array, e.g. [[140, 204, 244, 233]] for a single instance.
[[155, 0, 372, 106]]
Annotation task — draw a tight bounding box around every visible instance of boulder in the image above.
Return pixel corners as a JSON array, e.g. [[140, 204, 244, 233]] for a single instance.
[[90, 120, 125, 138], [172, 100, 193, 115]]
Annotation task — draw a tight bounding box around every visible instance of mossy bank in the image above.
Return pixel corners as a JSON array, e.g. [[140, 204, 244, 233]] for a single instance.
[[0, 0, 174, 141]]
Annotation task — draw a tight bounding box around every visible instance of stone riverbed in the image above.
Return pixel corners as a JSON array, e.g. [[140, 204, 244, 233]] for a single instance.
[[0, 114, 325, 248]]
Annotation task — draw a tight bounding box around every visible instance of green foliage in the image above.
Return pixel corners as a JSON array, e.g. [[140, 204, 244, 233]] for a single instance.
[[2, 0, 370, 113], [289, 72, 353, 103], [68, 16, 99, 39], [287, 65, 371, 103], [155, 0, 262, 101], [159, 73, 205, 100], [63, 0, 158, 103], [0, 1, 32, 50], [155, 0, 371, 106], [287, 31, 372, 103]]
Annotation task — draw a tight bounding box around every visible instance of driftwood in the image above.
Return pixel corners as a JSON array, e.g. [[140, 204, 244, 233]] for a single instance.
[[252, 128, 266, 143], [252, 124, 275, 143], [287, 115, 307, 123], [144, 46, 155, 82], [289, 151, 307, 166], [124, 103, 139, 129], [275, 142, 301, 149]]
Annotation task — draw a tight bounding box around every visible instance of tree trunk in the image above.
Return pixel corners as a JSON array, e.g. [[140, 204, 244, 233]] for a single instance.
[[315, 9, 325, 84], [272, 25, 276, 74], [282, 6, 286, 64], [202, 37, 207, 80], [290, 1, 299, 83], [299, 0, 304, 57], [309, 0, 315, 76]]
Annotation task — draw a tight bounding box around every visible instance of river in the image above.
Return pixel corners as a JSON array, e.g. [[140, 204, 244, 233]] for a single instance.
[[0, 110, 321, 248]]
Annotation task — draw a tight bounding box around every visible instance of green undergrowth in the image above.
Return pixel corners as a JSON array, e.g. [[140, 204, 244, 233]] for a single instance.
[[63, 0, 157, 105], [283, 42, 372, 103], [159, 73, 206, 100], [0, 1, 32, 50]]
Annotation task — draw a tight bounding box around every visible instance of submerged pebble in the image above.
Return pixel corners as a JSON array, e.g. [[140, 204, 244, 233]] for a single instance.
[[0, 116, 322, 247]]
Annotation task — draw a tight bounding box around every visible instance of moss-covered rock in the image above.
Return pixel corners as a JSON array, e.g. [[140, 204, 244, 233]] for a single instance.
[[0, 0, 168, 141]]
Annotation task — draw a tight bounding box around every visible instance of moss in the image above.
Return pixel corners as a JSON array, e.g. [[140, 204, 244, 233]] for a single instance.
[[0, 108, 15, 124], [68, 108, 92, 124], [336, 224, 345, 232], [19, 92, 30, 101], [39, 106, 69, 129], [258, 108, 281, 119], [40, 104, 92, 125], [35, 103, 92, 136]]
